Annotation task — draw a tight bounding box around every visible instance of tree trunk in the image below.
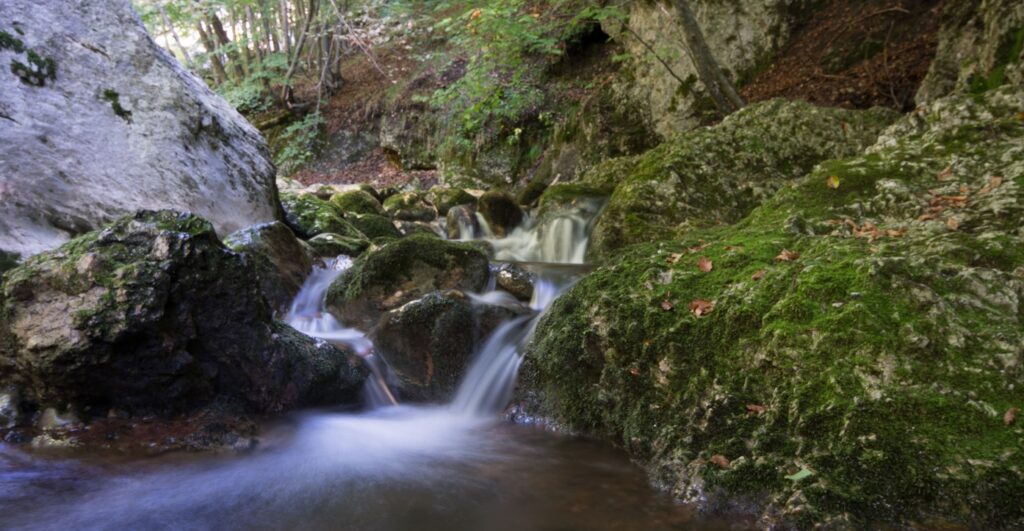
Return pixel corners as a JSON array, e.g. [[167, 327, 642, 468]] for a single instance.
[[246, 5, 264, 62], [669, 0, 745, 114], [209, 13, 246, 81], [160, 4, 194, 68], [280, 0, 319, 105], [280, 0, 292, 60], [235, 7, 253, 76], [196, 21, 227, 85], [261, 0, 279, 53]]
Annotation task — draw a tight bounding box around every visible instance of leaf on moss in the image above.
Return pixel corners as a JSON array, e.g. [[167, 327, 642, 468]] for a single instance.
[[826, 175, 841, 189], [666, 252, 683, 264], [746, 404, 766, 415], [660, 300, 675, 311], [698, 256, 713, 273], [785, 468, 814, 482], [979, 176, 1003, 195], [751, 269, 765, 281], [688, 299, 714, 317], [936, 166, 953, 181], [1005, 407, 1020, 426], [709, 455, 731, 469], [775, 249, 800, 262], [947, 217, 960, 231]]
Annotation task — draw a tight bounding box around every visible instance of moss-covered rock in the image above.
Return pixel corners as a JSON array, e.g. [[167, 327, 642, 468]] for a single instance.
[[426, 186, 477, 216], [583, 99, 900, 261], [224, 221, 317, 312], [330, 190, 385, 216], [477, 191, 525, 237], [445, 205, 479, 240], [346, 213, 403, 240], [280, 192, 366, 240], [306, 232, 371, 258], [0, 250, 19, 282], [523, 88, 1024, 527], [0, 211, 366, 420], [382, 191, 438, 222], [326, 233, 490, 329]]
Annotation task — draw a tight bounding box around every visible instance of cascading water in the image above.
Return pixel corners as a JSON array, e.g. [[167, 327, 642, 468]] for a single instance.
[[284, 257, 397, 407]]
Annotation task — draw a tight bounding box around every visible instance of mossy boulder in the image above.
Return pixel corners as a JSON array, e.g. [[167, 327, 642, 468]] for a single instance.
[[346, 213, 403, 240], [330, 190, 384, 216], [0, 251, 19, 282], [280, 192, 366, 240], [326, 233, 490, 329], [306, 233, 371, 258], [523, 89, 1024, 527], [446, 205, 479, 240], [583, 99, 900, 261], [382, 191, 437, 222], [224, 221, 318, 312], [0, 211, 366, 420], [426, 186, 477, 216], [370, 291, 477, 402], [477, 191, 525, 237]]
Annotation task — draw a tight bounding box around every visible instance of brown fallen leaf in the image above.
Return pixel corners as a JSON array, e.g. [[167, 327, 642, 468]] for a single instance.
[[917, 213, 938, 222], [746, 404, 767, 415], [978, 176, 1003, 195], [751, 269, 766, 281], [886, 228, 907, 238], [1005, 407, 1020, 426], [698, 256, 713, 273], [709, 455, 731, 469], [936, 166, 953, 181], [688, 299, 714, 317], [724, 245, 744, 252], [776, 249, 800, 262], [687, 241, 710, 254], [660, 300, 675, 311], [629, 367, 641, 376], [826, 175, 841, 189], [666, 253, 683, 264], [947, 217, 960, 231]]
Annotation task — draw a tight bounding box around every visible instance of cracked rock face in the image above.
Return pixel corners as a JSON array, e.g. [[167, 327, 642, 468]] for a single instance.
[[0, 0, 278, 261]]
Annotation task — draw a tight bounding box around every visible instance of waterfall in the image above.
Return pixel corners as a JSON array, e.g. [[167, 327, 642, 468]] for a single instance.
[[285, 257, 397, 407], [463, 199, 601, 264]]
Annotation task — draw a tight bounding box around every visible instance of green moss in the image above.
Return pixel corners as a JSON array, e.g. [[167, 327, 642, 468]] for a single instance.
[[0, 30, 25, 53], [969, 27, 1024, 94], [306, 233, 370, 258], [382, 192, 437, 222], [280, 192, 366, 240], [101, 89, 132, 122], [330, 190, 383, 216], [346, 213, 402, 240], [10, 49, 56, 87], [525, 90, 1024, 527]]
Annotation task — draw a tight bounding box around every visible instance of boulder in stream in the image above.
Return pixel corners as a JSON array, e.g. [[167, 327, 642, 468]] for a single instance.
[[476, 191, 525, 237], [280, 192, 366, 241], [0, 211, 367, 419], [382, 192, 438, 222], [224, 221, 319, 312]]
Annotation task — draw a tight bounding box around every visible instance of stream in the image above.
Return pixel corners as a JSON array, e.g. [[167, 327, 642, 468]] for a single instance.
[[0, 203, 753, 530]]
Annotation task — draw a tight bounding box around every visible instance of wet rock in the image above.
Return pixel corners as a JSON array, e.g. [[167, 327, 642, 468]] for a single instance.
[[446, 205, 480, 240], [37, 407, 80, 430], [0, 251, 18, 281], [393, 220, 442, 237], [426, 186, 477, 216], [326, 233, 490, 329], [0, 0, 278, 260], [347, 214, 403, 240], [370, 291, 477, 402], [477, 191, 525, 237], [306, 233, 371, 258], [524, 89, 1024, 528], [280, 192, 366, 240], [0, 210, 367, 418], [330, 190, 385, 216], [224, 221, 318, 312], [31, 433, 80, 450], [496, 263, 535, 301], [0, 387, 20, 429], [383, 191, 437, 222]]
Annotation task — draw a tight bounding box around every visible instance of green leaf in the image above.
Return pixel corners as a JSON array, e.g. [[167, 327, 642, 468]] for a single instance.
[[785, 468, 814, 482]]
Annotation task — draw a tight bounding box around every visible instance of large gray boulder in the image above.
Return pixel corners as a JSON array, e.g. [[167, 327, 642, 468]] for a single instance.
[[0, 0, 279, 261]]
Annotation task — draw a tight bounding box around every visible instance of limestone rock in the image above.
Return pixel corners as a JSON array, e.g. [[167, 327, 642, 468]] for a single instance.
[[477, 191, 524, 237], [306, 232, 371, 258], [224, 221, 318, 312], [0, 210, 366, 416], [446, 205, 480, 240], [0, 0, 278, 260], [280, 192, 366, 240], [426, 186, 477, 216], [330, 190, 384, 216], [326, 234, 490, 329], [382, 192, 437, 222]]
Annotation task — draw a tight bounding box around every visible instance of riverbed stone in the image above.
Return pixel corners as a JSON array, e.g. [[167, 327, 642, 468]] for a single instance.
[[330, 190, 385, 216], [445, 205, 480, 240], [426, 186, 477, 216], [476, 191, 525, 237], [523, 88, 1024, 528], [326, 233, 490, 329], [306, 233, 371, 258], [224, 221, 318, 312], [0, 387, 20, 429], [280, 192, 366, 240], [496, 263, 535, 301], [0, 210, 367, 418], [383, 191, 438, 222]]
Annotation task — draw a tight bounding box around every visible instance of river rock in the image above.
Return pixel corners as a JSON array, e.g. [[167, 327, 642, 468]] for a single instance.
[[496, 263, 535, 301], [346, 213, 403, 240], [280, 192, 366, 240], [382, 192, 437, 222], [426, 186, 477, 216], [330, 190, 384, 216], [326, 233, 490, 329], [0, 210, 366, 417], [446, 205, 480, 240], [306, 233, 370, 258], [524, 88, 1024, 527], [0, 387, 20, 429], [583, 99, 900, 260], [0, 0, 278, 261], [224, 221, 318, 312], [476, 191, 524, 237]]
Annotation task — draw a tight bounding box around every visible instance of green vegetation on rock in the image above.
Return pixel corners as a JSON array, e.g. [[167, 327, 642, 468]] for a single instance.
[[280, 192, 367, 240], [523, 88, 1024, 527], [330, 190, 384, 216]]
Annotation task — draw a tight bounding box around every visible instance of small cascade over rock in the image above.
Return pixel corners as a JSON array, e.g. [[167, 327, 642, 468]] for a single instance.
[[462, 199, 602, 264], [286, 257, 397, 407]]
